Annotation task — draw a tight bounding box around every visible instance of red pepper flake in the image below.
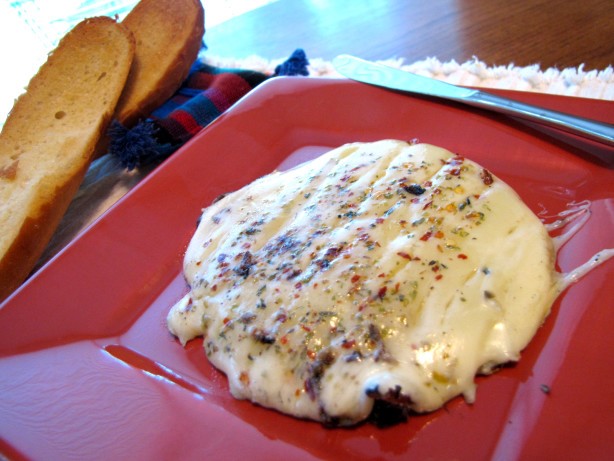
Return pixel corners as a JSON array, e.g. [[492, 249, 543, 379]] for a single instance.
[[449, 168, 461, 176], [378, 273, 386, 278], [301, 324, 311, 332], [223, 317, 230, 325], [239, 371, 250, 386], [420, 231, 433, 241], [211, 284, 218, 292], [307, 349, 316, 360], [435, 274, 443, 281], [351, 274, 361, 283], [275, 312, 288, 323], [394, 282, 401, 293], [377, 286, 388, 299], [458, 253, 468, 259], [287, 269, 303, 280], [181, 297, 193, 313], [280, 335, 289, 345], [434, 230, 444, 239], [295, 282, 303, 290], [397, 251, 412, 260], [375, 217, 385, 224], [342, 339, 356, 349], [423, 200, 433, 210], [480, 168, 494, 185]]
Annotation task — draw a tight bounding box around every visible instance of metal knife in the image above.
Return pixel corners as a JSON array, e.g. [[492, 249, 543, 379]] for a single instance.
[[333, 55, 614, 147]]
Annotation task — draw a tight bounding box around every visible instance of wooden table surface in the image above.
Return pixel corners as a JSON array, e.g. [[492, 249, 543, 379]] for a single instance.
[[204, 0, 614, 71]]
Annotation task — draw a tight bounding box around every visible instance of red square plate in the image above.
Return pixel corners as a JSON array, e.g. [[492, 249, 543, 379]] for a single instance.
[[1, 77, 613, 460]]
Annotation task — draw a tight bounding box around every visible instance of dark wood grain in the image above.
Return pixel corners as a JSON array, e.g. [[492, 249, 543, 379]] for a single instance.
[[204, 0, 614, 70]]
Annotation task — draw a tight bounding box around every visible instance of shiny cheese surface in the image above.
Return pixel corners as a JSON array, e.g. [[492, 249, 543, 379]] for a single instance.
[[168, 140, 559, 425]]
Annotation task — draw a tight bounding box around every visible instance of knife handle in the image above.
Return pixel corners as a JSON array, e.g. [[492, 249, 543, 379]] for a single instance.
[[465, 91, 614, 147]]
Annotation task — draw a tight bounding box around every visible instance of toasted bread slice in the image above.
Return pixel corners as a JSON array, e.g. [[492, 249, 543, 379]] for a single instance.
[[114, 0, 204, 128], [0, 17, 135, 302]]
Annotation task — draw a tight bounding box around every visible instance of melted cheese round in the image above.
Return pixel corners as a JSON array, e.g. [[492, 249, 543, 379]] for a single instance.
[[168, 140, 560, 425]]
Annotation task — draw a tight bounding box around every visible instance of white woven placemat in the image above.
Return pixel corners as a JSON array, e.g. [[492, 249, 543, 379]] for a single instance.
[[206, 55, 614, 100]]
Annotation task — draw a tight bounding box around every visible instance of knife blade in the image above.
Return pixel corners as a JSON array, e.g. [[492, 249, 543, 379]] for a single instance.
[[333, 54, 614, 148]]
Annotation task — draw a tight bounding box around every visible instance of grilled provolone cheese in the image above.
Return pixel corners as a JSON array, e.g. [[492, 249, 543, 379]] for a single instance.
[[168, 140, 561, 425]]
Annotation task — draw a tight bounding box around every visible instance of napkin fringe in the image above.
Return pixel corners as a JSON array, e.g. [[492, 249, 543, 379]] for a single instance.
[[107, 121, 173, 171], [274, 49, 309, 76]]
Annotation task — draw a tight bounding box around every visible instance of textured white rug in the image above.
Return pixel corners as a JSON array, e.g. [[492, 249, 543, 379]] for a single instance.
[[206, 55, 614, 100]]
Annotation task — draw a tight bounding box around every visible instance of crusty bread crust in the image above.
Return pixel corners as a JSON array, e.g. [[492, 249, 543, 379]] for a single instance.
[[0, 17, 135, 302], [114, 0, 204, 128]]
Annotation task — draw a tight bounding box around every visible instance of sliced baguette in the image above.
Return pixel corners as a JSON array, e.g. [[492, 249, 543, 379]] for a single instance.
[[0, 17, 135, 302], [112, 0, 204, 129]]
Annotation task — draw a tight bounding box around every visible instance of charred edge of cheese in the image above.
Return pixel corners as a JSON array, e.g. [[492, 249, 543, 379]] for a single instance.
[[168, 140, 567, 425]]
